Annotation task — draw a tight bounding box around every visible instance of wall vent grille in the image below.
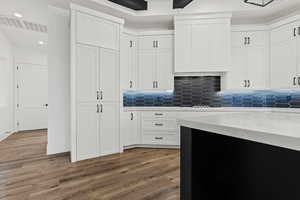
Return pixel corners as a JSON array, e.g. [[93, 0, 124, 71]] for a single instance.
[[0, 15, 47, 33]]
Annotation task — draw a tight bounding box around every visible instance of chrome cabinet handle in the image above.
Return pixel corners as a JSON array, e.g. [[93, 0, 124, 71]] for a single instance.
[[130, 81, 133, 88], [97, 104, 100, 113], [156, 81, 158, 88], [155, 123, 163, 126], [248, 37, 250, 45], [248, 80, 251, 88], [294, 28, 297, 37], [244, 80, 247, 88], [97, 91, 100, 100], [298, 77, 300, 86], [156, 41, 159, 48], [130, 112, 133, 120], [154, 113, 163, 116], [130, 40, 133, 48], [293, 77, 297, 86], [100, 91, 103, 100], [155, 137, 163, 140], [100, 104, 103, 113], [153, 81, 155, 88], [244, 37, 247, 45]]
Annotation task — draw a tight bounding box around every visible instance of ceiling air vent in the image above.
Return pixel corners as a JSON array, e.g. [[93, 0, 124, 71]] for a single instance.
[[0, 15, 47, 33]]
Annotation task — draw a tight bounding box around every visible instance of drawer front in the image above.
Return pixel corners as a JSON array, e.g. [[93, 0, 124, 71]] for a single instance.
[[142, 133, 179, 145], [142, 119, 177, 131], [141, 112, 176, 119]]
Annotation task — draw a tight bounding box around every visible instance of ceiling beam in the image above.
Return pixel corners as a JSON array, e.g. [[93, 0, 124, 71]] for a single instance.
[[108, 0, 147, 10], [173, 0, 193, 9]]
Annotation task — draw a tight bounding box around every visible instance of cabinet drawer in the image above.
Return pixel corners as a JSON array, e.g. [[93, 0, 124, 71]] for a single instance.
[[141, 112, 176, 119], [142, 133, 178, 145], [142, 119, 177, 131]]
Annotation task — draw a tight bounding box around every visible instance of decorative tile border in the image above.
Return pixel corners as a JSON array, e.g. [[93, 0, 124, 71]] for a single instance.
[[123, 76, 300, 109]]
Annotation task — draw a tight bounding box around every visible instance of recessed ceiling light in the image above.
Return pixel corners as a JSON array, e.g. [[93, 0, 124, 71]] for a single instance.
[[38, 41, 45, 45], [13, 12, 23, 18]]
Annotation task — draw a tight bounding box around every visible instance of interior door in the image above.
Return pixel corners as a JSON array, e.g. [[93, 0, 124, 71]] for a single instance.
[[227, 47, 247, 90], [99, 103, 120, 156], [99, 48, 119, 102], [247, 46, 267, 90], [138, 50, 156, 90], [156, 49, 173, 90], [270, 40, 297, 89], [17, 64, 48, 131], [77, 103, 100, 161]]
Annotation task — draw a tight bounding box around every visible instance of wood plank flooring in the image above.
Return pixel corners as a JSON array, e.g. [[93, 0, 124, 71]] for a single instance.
[[0, 130, 180, 200]]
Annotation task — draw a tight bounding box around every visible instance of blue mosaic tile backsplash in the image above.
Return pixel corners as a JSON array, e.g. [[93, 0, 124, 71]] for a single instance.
[[123, 76, 300, 108]]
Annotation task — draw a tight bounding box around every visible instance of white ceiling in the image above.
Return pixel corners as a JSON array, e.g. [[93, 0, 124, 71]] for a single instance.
[[0, 0, 48, 50], [1, 0, 300, 49]]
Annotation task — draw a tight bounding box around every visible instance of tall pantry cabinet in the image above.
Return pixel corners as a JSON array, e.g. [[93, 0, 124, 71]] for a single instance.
[[70, 4, 125, 162]]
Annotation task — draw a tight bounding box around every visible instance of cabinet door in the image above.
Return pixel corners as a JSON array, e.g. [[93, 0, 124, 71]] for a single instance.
[[99, 103, 120, 156], [156, 49, 174, 90], [139, 36, 156, 50], [77, 104, 100, 161], [77, 12, 119, 50], [138, 50, 156, 90], [99, 48, 119, 102], [156, 35, 173, 49], [174, 23, 191, 73], [120, 112, 139, 147], [270, 40, 297, 89], [226, 47, 248, 90], [247, 46, 267, 89], [76, 45, 98, 103]]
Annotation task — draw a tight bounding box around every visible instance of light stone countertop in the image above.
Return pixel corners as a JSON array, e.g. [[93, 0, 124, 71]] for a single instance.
[[177, 112, 300, 151]]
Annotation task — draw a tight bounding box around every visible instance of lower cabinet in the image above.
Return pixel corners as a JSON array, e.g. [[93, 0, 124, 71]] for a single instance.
[[99, 103, 120, 156], [77, 103, 100, 161], [141, 112, 179, 146], [76, 103, 120, 161], [120, 111, 140, 147]]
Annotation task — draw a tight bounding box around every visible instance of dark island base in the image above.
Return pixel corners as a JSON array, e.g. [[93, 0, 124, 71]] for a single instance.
[[180, 126, 300, 200]]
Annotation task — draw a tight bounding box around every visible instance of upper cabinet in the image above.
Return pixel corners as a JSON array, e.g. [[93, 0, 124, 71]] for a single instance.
[[226, 30, 269, 90], [120, 33, 138, 90], [174, 14, 231, 73], [138, 34, 174, 90], [76, 12, 120, 50], [270, 20, 300, 89]]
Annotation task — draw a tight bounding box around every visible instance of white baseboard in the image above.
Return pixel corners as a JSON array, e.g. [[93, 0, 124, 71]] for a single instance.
[[124, 144, 180, 150], [0, 130, 14, 142]]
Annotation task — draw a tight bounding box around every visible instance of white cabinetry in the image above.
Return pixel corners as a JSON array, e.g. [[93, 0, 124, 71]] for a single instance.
[[227, 30, 268, 90], [141, 112, 179, 146], [174, 14, 231, 73], [138, 35, 174, 90], [120, 111, 139, 147], [270, 20, 300, 89], [71, 5, 124, 162], [120, 33, 138, 90]]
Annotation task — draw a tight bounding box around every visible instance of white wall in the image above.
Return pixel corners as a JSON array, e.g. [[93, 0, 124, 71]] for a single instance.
[[47, 6, 70, 154], [14, 47, 47, 66], [0, 29, 14, 141]]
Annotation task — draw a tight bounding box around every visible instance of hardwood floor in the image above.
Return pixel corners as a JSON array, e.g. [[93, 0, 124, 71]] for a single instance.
[[0, 130, 180, 200]]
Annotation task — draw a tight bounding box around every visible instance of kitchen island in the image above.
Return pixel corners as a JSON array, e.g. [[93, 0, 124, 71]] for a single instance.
[[178, 112, 300, 200]]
